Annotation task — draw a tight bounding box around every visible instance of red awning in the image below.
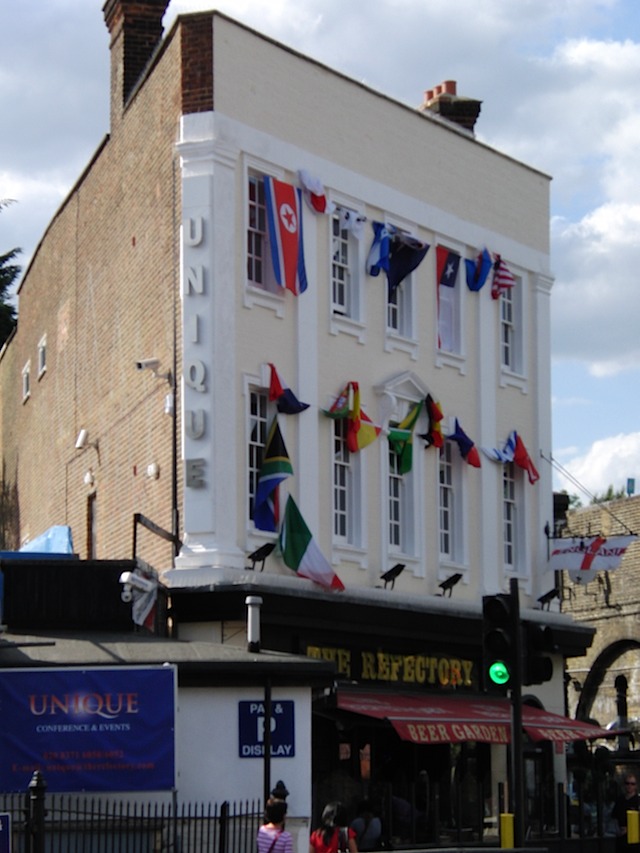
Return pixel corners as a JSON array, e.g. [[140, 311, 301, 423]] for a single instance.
[[336, 690, 611, 745]]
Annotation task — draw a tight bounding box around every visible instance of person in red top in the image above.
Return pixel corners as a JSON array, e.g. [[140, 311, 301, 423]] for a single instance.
[[309, 802, 358, 853]]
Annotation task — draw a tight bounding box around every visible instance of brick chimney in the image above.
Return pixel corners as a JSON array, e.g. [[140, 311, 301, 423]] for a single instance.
[[418, 80, 482, 134], [103, 0, 169, 123]]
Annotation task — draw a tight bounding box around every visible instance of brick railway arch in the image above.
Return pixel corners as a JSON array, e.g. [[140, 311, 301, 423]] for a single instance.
[[577, 638, 640, 721]]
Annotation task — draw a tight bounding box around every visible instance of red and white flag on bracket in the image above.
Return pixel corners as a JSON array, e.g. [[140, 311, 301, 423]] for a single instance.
[[549, 535, 636, 584]]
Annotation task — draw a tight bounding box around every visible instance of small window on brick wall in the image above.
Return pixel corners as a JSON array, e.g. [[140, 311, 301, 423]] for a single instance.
[[22, 361, 31, 402], [38, 335, 47, 378]]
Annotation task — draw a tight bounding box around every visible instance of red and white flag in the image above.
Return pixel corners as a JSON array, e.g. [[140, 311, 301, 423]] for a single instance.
[[549, 535, 636, 580]]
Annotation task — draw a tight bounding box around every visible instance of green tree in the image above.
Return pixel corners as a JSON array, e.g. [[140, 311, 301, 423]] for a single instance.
[[591, 484, 626, 504], [0, 199, 20, 347]]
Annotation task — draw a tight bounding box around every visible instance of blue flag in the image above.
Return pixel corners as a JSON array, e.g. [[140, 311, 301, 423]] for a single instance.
[[465, 247, 492, 291]]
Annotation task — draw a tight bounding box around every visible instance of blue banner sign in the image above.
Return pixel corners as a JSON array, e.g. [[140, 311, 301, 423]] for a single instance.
[[238, 699, 295, 758], [0, 666, 176, 792]]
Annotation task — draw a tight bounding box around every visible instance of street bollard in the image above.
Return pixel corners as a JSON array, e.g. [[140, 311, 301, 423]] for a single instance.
[[628, 810, 639, 844], [500, 812, 514, 849]]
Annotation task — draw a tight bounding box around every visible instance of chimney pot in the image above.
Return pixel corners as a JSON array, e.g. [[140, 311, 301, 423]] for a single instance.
[[425, 89, 434, 103], [442, 80, 457, 96]]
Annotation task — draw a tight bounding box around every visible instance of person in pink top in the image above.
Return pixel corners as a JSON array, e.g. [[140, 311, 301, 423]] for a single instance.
[[257, 798, 293, 853], [309, 802, 358, 853]]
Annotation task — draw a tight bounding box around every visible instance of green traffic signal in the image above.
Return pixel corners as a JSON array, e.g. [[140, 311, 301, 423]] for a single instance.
[[488, 660, 511, 686]]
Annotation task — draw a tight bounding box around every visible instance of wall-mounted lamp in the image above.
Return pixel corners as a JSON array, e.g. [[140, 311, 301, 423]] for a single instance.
[[135, 358, 172, 384], [246, 542, 275, 571], [83, 469, 95, 487], [537, 588, 560, 610], [438, 572, 462, 597], [75, 429, 100, 462], [380, 563, 405, 590], [146, 463, 160, 480]]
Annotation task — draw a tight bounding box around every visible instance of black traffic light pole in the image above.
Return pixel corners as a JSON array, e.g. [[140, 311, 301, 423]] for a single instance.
[[508, 577, 525, 849]]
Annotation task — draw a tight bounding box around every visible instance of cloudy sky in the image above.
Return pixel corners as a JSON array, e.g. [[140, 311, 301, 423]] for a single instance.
[[2, 0, 640, 503]]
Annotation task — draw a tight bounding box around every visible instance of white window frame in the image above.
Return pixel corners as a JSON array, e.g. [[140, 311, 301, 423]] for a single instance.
[[243, 159, 286, 316], [439, 442, 454, 559], [329, 203, 366, 342], [503, 462, 526, 574], [37, 334, 47, 379], [247, 386, 270, 525], [22, 361, 31, 403], [385, 401, 423, 565], [438, 440, 467, 573], [332, 417, 363, 549], [499, 271, 526, 388]]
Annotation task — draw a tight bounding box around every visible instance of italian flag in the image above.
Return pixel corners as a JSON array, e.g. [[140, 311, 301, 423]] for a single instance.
[[279, 496, 345, 591]]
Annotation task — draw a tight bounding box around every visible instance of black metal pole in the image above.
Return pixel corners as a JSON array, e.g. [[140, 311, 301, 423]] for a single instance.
[[263, 679, 272, 807], [509, 577, 525, 848]]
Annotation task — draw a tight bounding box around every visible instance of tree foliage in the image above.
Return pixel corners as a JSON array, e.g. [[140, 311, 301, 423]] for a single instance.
[[0, 199, 20, 347], [591, 484, 626, 504]]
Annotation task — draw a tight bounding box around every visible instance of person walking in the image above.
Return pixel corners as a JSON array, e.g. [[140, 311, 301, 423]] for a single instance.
[[309, 801, 358, 853], [257, 798, 293, 853]]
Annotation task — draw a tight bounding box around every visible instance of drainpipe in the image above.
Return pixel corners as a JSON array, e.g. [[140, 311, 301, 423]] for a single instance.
[[245, 595, 271, 805]]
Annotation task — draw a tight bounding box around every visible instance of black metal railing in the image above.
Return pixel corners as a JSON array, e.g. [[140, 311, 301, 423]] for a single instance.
[[0, 773, 261, 853]]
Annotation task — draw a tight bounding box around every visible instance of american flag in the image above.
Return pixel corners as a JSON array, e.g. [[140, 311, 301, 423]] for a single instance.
[[491, 254, 516, 299]]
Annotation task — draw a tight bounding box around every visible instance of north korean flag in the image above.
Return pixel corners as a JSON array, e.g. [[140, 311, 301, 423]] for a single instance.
[[264, 176, 308, 295]]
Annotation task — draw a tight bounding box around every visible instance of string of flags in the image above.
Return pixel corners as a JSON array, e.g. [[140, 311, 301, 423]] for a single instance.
[[266, 170, 518, 309], [255, 365, 540, 586]]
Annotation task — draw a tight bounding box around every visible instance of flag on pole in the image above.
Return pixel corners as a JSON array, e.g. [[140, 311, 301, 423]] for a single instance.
[[348, 382, 381, 452], [323, 382, 352, 419], [297, 169, 327, 214], [491, 254, 516, 299], [264, 176, 308, 295], [268, 363, 309, 415], [388, 400, 424, 474], [482, 431, 539, 484], [464, 247, 492, 292], [387, 232, 430, 295], [253, 418, 294, 531], [446, 418, 481, 468], [279, 495, 345, 590], [367, 221, 393, 276], [513, 433, 540, 484], [420, 394, 444, 449]]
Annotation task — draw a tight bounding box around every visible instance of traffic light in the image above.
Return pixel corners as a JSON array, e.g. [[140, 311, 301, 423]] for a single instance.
[[522, 623, 555, 685], [482, 593, 518, 692]]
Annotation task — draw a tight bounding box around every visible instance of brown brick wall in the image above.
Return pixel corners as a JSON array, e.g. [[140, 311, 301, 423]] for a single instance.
[[0, 15, 195, 568], [562, 496, 640, 730], [180, 14, 213, 114]]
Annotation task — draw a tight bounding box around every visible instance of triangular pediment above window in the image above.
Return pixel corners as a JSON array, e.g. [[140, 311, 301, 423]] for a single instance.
[[374, 371, 430, 426]]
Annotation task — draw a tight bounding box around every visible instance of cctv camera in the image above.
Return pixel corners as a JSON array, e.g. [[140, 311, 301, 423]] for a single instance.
[[75, 429, 88, 449], [135, 358, 160, 372], [121, 588, 133, 603], [119, 570, 156, 593]]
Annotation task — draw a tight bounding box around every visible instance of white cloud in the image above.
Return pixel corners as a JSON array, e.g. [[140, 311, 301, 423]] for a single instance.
[[554, 432, 640, 497]]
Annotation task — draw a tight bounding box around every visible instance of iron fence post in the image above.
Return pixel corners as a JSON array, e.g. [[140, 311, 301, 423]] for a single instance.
[[26, 770, 46, 853]]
